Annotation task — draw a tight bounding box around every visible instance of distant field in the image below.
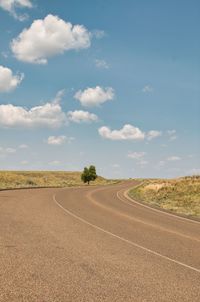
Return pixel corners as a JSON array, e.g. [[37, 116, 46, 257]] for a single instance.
[[129, 176, 200, 218], [0, 171, 119, 190]]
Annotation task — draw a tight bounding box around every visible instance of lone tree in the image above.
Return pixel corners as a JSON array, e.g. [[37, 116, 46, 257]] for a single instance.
[[81, 165, 97, 185]]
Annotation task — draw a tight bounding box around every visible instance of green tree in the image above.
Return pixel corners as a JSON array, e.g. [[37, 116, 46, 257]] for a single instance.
[[81, 165, 97, 185]]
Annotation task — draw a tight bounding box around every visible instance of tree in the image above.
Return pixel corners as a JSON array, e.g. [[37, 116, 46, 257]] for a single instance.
[[81, 165, 97, 185]]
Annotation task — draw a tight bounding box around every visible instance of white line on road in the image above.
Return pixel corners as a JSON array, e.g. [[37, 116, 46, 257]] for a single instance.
[[53, 194, 200, 274]]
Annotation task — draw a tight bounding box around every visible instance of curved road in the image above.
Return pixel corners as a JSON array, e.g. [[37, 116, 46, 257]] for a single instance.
[[0, 181, 200, 301]]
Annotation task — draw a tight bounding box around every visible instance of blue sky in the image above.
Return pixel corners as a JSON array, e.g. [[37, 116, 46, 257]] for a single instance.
[[0, 0, 199, 178]]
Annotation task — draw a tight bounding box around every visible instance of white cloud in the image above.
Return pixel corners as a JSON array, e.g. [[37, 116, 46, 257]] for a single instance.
[[137, 160, 148, 166], [74, 86, 114, 107], [20, 160, 28, 165], [5, 147, 16, 153], [0, 0, 33, 21], [147, 130, 162, 140], [167, 130, 176, 136], [18, 144, 28, 148], [142, 85, 154, 93], [11, 14, 91, 64], [112, 164, 120, 168], [128, 152, 146, 159], [167, 156, 181, 161], [48, 160, 61, 166], [0, 91, 67, 128], [0, 65, 24, 92], [95, 59, 109, 69], [99, 124, 162, 141], [99, 124, 145, 141], [158, 160, 165, 167], [0, 147, 16, 155], [53, 89, 65, 104], [67, 110, 98, 123], [47, 136, 67, 145]]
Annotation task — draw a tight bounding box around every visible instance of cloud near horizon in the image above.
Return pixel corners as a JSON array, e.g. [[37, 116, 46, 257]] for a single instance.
[[11, 14, 91, 64]]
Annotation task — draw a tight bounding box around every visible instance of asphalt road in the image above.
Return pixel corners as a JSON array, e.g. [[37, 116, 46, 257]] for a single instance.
[[0, 181, 200, 301]]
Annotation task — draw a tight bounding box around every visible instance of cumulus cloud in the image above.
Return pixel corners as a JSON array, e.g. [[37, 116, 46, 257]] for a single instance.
[[95, 59, 109, 69], [74, 86, 114, 107], [99, 124, 145, 141], [147, 130, 162, 140], [0, 0, 33, 21], [127, 152, 146, 159], [0, 92, 67, 128], [167, 156, 181, 161], [11, 14, 91, 64], [0, 65, 24, 92], [67, 110, 98, 123], [99, 124, 162, 141]]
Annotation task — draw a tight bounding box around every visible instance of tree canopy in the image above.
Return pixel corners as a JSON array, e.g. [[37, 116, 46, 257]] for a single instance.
[[81, 165, 97, 184]]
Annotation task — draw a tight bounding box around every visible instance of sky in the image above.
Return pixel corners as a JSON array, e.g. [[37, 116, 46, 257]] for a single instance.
[[0, 0, 199, 178]]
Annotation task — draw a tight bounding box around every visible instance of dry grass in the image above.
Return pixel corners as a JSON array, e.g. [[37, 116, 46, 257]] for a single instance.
[[129, 176, 200, 218], [0, 171, 119, 190]]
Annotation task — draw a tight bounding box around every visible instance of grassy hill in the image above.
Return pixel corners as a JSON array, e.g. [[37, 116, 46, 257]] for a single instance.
[[0, 171, 119, 190], [129, 176, 200, 218]]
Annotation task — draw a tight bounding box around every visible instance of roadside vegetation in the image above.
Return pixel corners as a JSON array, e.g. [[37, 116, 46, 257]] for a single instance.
[[129, 176, 200, 218], [0, 171, 119, 190]]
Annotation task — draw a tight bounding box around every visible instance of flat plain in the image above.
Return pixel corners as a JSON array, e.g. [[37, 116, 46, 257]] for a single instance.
[[0, 171, 119, 190]]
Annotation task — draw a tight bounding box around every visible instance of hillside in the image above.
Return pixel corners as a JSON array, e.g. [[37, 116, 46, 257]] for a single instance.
[[129, 176, 200, 218]]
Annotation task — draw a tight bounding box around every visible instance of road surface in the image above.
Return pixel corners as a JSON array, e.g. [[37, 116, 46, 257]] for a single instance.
[[0, 181, 200, 301]]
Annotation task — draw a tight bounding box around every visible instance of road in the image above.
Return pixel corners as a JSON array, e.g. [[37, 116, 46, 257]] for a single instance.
[[0, 181, 200, 301]]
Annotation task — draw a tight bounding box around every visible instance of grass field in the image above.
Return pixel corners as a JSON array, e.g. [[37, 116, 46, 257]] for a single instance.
[[0, 171, 119, 190], [129, 176, 200, 218]]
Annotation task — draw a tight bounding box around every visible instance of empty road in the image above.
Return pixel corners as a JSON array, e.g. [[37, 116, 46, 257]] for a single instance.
[[0, 181, 200, 301]]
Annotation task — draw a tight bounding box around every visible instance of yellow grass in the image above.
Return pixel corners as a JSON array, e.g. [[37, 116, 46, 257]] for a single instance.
[[129, 176, 200, 218], [0, 171, 119, 190]]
